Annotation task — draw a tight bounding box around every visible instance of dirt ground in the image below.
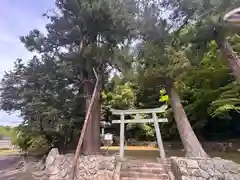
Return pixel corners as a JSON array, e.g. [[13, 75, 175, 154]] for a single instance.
[[0, 155, 40, 180]]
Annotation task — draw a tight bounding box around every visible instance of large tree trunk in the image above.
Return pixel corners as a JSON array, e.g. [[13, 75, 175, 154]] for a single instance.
[[71, 75, 100, 180], [216, 37, 240, 83], [82, 79, 101, 154], [166, 81, 208, 157], [82, 81, 94, 155], [91, 86, 101, 153]]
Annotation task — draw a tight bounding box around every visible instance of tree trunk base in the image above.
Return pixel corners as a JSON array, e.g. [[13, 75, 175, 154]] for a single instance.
[[167, 82, 208, 158]]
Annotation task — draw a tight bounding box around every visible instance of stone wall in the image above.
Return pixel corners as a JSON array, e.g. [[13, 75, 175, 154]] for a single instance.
[[41, 148, 240, 180], [44, 148, 118, 180], [171, 157, 240, 180]]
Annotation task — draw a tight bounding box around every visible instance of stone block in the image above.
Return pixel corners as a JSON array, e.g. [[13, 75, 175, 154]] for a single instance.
[[199, 169, 210, 179], [46, 148, 59, 168], [224, 173, 236, 180], [170, 157, 240, 180], [179, 166, 188, 176], [187, 168, 201, 177], [185, 159, 199, 169], [45, 154, 116, 180]]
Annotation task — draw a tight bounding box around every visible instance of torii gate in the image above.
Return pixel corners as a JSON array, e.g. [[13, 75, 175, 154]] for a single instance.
[[111, 105, 168, 160]]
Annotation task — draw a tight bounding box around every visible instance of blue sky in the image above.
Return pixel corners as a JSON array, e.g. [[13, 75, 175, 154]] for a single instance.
[[0, 0, 55, 126]]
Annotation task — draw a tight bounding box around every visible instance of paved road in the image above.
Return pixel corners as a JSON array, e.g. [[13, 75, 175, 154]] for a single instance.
[[0, 155, 36, 180], [0, 155, 22, 170]]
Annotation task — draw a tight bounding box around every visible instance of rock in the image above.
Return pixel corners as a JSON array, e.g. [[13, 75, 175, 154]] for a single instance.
[[188, 169, 201, 177], [179, 166, 188, 176], [176, 158, 187, 167], [170, 157, 240, 180], [46, 148, 59, 168], [186, 159, 199, 169], [17, 161, 25, 170], [93, 171, 113, 180], [199, 169, 210, 179], [205, 167, 215, 177], [181, 176, 193, 180], [213, 170, 224, 179], [39, 164, 46, 171], [44, 154, 116, 180], [34, 159, 46, 171], [224, 173, 236, 180], [98, 157, 115, 171]]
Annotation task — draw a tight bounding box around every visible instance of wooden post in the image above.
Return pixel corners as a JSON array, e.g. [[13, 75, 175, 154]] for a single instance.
[[153, 112, 166, 159], [120, 113, 125, 160], [135, 113, 140, 120], [101, 128, 104, 136]]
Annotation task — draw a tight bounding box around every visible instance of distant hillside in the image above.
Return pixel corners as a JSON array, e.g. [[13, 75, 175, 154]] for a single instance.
[[0, 126, 17, 139]]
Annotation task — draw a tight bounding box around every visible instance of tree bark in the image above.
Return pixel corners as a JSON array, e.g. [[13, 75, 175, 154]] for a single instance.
[[91, 87, 101, 152], [82, 79, 101, 154], [166, 81, 208, 157], [216, 37, 240, 83], [71, 73, 100, 180], [82, 81, 94, 155]]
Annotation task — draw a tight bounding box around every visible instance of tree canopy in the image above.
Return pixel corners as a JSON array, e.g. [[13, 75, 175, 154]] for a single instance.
[[0, 0, 240, 154]]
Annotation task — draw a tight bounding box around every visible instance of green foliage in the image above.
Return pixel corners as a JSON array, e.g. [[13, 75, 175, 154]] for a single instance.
[[1, 57, 85, 151], [178, 39, 240, 137], [12, 130, 31, 151], [159, 89, 169, 104], [210, 83, 240, 118], [102, 82, 136, 110], [12, 126, 50, 155], [102, 80, 153, 139], [26, 136, 50, 155], [0, 126, 17, 140], [162, 0, 240, 60], [0, 0, 138, 152], [1, 0, 240, 151], [131, 17, 240, 139]]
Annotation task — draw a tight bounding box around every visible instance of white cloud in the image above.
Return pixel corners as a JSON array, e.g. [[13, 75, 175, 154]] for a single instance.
[[0, 111, 22, 127]]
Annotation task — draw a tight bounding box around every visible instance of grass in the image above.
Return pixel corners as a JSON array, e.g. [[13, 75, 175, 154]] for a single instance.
[[0, 149, 20, 156], [101, 146, 240, 163], [101, 146, 160, 160], [100, 146, 158, 151]]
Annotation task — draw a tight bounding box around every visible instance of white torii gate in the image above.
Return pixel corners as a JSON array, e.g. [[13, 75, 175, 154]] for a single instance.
[[111, 105, 168, 160]]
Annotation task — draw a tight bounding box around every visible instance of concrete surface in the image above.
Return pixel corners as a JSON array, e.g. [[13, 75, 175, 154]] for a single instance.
[[0, 155, 36, 180]]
